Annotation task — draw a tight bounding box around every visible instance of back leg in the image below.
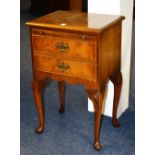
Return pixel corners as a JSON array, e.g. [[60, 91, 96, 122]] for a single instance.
[[110, 72, 122, 127], [58, 81, 65, 113]]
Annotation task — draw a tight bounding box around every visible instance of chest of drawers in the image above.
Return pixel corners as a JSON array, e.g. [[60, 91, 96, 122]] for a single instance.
[[26, 11, 125, 150]]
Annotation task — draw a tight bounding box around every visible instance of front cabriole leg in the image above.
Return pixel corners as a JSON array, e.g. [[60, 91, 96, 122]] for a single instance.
[[86, 88, 106, 150], [32, 79, 49, 133]]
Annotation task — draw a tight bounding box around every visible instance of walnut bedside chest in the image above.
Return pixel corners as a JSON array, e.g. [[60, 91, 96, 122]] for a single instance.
[[26, 10, 125, 150]]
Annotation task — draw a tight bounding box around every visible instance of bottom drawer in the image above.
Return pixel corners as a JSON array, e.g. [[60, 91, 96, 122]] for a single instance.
[[34, 54, 97, 81]]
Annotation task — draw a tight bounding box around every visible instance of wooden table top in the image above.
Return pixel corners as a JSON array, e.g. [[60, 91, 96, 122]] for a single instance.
[[26, 10, 124, 33]]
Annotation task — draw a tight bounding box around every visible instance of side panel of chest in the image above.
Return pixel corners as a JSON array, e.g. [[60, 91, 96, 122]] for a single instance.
[[99, 22, 122, 87]]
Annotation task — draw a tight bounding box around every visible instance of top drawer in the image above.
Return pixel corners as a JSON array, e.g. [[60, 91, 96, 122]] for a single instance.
[[31, 29, 97, 61]]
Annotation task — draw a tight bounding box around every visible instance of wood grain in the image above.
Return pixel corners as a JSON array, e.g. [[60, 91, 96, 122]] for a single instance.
[[32, 33, 96, 61], [26, 10, 125, 33]]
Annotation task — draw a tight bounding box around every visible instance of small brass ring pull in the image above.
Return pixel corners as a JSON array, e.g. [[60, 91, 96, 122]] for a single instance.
[[57, 62, 70, 71], [56, 42, 69, 52]]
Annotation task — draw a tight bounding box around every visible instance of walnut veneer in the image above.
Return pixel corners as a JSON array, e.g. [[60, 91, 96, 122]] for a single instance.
[[26, 11, 125, 150]]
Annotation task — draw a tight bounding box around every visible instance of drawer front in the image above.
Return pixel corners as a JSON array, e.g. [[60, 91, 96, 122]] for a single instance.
[[32, 35, 96, 61], [34, 54, 97, 81]]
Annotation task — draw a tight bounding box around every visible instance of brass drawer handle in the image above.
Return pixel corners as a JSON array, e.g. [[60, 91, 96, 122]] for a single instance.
[[56, 42, 69, 52], [57, 62, 70, 71]]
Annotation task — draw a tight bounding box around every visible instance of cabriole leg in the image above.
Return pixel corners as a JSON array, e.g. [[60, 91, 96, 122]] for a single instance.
[[110, 72, 122, 127], [86, 88, 106, 150], [32, 79, 48, 133], [58, 81, 65, 113]]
